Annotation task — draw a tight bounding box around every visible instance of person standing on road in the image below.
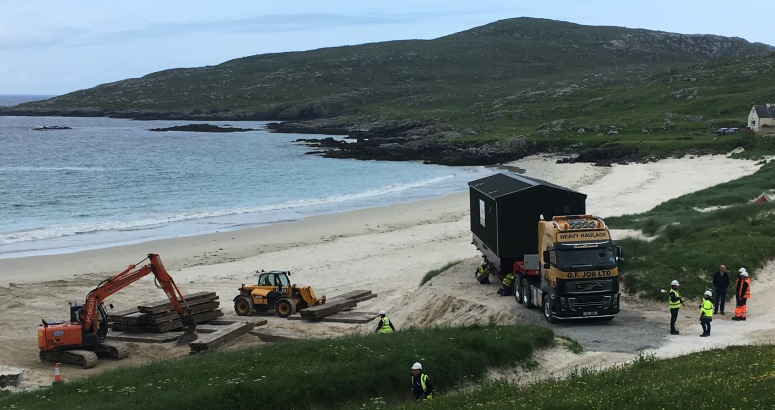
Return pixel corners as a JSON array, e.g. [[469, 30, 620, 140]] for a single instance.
[[712, 265, 730, 315], [410, 362, 434, 401], [669, 280, 685, 335], [733, 268, 751, 321], [374, 310, 396, 333], [700, 290, 713, 337]]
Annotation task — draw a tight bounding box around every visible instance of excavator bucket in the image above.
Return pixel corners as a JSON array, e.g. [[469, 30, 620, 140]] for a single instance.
[[175, 317, 199, 346], [175, 325, 198, 346]]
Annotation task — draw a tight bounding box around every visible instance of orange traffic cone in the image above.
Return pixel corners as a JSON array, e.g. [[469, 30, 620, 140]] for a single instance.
[[53, 362, 62, 384]]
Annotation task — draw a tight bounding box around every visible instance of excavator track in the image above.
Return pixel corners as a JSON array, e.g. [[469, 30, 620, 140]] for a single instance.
[[97, 340, 130, 360], [40, 349, 99, 369]]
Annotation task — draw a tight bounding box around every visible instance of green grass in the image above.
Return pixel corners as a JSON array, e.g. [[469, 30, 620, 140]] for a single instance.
[[420, 260, 462, 286], [607, 159, 775, 299], [382, 344, 775, 409], [0, 324, 553, 409]]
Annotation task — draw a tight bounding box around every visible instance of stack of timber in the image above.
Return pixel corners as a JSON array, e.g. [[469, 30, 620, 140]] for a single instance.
[[298, 289, 376, 320], [108, 291, 222, 333]]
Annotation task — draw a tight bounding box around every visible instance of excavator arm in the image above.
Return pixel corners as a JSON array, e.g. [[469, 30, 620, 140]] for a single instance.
[[81, 253, 197, 341]]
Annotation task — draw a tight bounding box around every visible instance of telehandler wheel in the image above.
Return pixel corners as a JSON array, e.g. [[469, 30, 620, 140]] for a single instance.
[[274, 298, 295, 318], [543, 296, 558, 324], [520, 279, 532, 308], [234, 296, 253, 316]]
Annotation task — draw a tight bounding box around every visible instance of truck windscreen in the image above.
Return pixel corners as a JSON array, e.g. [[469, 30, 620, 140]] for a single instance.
[[555, 246, 616, 270]]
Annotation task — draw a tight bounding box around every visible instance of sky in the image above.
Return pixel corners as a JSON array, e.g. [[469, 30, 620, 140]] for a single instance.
[[0, 1, 770, 96]]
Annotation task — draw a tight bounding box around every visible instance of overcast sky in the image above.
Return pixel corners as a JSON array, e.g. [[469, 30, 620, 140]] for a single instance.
[[1, 1, 769, 96]]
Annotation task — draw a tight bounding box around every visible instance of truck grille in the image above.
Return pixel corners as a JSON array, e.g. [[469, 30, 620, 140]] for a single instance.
[[568, 295, 611, 310], [565, 280, 613, 294]]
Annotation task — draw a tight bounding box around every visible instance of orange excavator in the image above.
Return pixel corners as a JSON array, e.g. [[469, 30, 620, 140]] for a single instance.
[[37, 253, 198, 368]]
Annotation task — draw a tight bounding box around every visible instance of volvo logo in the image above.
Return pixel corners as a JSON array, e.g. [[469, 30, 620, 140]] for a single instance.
[[577, 283, 603, 292]]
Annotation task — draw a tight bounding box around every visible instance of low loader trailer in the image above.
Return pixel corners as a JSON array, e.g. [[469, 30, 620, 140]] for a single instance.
[[469, 172, 622, 322]]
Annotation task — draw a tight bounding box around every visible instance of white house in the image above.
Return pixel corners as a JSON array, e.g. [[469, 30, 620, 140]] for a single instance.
[[748, 104, 775, 132]]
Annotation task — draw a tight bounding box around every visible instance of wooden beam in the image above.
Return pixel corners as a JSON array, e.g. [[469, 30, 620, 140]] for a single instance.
[[189, 322, 255, 353]]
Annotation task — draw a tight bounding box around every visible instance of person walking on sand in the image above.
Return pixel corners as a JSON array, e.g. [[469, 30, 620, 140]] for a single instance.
[[713, 265, 730, 315], [669, 280, 685, 335], [374, 310, 396, 333], [700, 290, 713, 337], [410, 362, 434, 401], [733, 268, 751, 321]]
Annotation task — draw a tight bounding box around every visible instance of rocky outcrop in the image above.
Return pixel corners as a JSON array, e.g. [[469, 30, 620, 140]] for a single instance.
[[149, 124, 256, 132]]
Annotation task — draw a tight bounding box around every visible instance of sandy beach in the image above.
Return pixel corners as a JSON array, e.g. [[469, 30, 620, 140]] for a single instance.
[[2, 152, 773, 388]]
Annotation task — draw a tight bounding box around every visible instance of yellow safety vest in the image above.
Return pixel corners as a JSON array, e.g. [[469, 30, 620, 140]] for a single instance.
[[701, 299, 714, 318], [379, 316, 393, 333], [668, 289, 681, 309], [412, 373, 432, 400], [503, 273, 514, 287]]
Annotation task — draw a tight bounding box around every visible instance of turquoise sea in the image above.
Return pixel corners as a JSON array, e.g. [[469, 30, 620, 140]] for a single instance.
[[0, 115, 492, 258]]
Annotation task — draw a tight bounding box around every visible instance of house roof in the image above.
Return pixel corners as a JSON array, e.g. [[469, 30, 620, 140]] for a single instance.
[[468, 172, 586, 200], [753, 105, 775, 119]]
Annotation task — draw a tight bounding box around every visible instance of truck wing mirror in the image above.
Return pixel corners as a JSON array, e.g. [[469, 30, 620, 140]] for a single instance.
[[616, 246, 624, 264], [542, 250, 550, 269]]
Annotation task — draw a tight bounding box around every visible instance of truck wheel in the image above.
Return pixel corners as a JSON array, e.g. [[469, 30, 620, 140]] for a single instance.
[[520, 279, 531, 308], [543, 296, 557, 323], [513, 280, 522, 304], [234, 296, 253, 316], [274, 298, 295, 318]]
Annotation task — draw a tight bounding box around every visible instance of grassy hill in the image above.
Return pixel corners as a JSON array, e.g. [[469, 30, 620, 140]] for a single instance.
[[7, 18, 772, 120], [4, 17, 775, 164]]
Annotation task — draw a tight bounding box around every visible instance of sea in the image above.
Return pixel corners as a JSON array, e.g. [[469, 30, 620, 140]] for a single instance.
[[0, 110, 493, 259]]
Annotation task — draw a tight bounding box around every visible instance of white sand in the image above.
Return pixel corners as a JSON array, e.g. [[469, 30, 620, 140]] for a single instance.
[[1, 152, 771, 388]]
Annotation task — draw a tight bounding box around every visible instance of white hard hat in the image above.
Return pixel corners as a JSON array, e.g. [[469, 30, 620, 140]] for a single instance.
[[379, 310, 386, 315], [671, 280, 679, 286], [741, 271, 749, 277], [704, 290, 712, 297], [739, 267, 746, 273], [411, 362, 422, 370]]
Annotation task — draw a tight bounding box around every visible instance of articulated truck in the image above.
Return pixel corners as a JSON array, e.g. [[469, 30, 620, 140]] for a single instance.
[[469, 172, 622, 322]]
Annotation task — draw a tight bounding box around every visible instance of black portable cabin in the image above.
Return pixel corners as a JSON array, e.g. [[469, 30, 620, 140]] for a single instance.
[[469, 172, 586, 273]]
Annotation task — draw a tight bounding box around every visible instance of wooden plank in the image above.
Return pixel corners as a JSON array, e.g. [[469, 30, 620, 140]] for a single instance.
[[108, 331, 183, 343], [299, 299, 357, 319], [194, 321, 265, 333], [144, 310, 224, 332], [250, 327, 317, 342], [143, 301, 221, 324], [325, 290, 372, 303], [137, 292, 218, 314], [189, 322, 255, 353], [319, 311, 380, 324]]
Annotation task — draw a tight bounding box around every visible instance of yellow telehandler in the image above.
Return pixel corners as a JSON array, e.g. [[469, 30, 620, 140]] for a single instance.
[[233, 270, 325, 318]]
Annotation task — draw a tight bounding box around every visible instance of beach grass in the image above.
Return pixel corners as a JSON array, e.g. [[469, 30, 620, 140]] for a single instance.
[[607, 159, 775, 299], [0, 323, 553, 409], [365, 344, 775, 409], [420, 260, 462, 286]]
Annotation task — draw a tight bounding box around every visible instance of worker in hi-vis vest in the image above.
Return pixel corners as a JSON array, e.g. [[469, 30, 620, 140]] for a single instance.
[[668, 280, 685, 335], [374, 310, 396, 333], [410, 362, 434, 401], [699, 290, 713, 337], [733, 268, 751, 321]]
